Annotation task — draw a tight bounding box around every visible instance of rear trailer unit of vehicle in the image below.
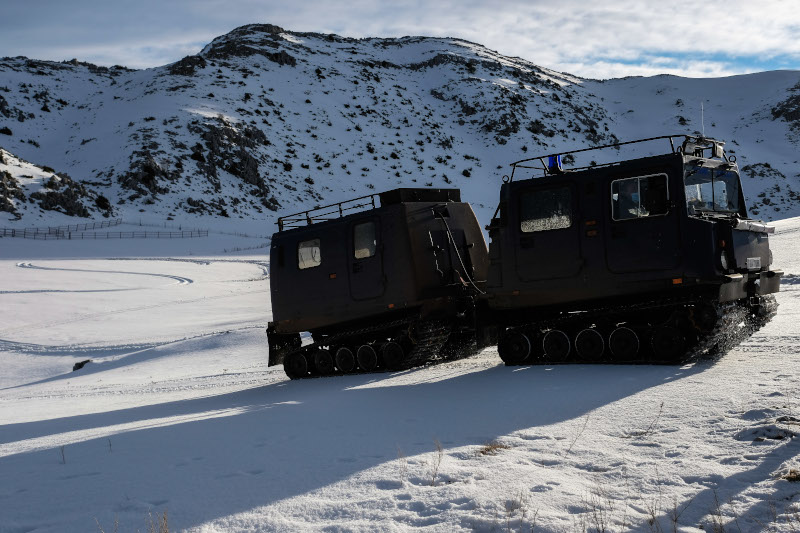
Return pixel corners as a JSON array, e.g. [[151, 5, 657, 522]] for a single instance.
[[267, 188, 488, 379], [485, 135, 782, 365]]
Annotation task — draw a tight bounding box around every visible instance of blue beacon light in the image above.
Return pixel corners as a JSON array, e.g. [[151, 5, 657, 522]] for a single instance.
[[548, 155, 563, 172]]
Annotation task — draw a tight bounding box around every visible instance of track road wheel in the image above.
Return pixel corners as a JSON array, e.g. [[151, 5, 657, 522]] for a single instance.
[[357, 344, 378, 372], [283, 351, 308, 380], [335, 347, 356, 373], [381, 341, 406, 370], [313, 349, 334, 376], [575, 328, 604, 361], [498, 330, 531, 365], [651, 326, 686, 362], [543, 330, 571, 362], [608, 327, 639, 361]]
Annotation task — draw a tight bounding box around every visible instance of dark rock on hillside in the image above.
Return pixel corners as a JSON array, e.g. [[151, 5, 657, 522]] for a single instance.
[[185, 196, 230, 217], [0, 94, 11, 118], [266, 50, 297, 67], [188, 118, 270, 191], [168, 55, 207, 76], [62, 58, 134, 76], [205, 25, 284, 57], [29, 173, 92, 217], [407, 53, 473, 71], [0, 170, 25, 218], [120, 151, 179, 195], [772, 82, 800, 130], [229, 23, 286, 37], [202, 24, 296, 66]]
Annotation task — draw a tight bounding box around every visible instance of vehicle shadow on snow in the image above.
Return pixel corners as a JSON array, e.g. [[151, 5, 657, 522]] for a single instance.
[[653, 438, 800, 530], [0, 360, 710, 530]]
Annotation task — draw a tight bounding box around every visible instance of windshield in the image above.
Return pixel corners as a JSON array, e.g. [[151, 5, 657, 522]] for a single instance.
[[684, 166, 741, 214]]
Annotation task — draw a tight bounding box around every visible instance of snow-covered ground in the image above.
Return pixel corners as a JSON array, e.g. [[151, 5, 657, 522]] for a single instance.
[[1, 218, 799, 532]]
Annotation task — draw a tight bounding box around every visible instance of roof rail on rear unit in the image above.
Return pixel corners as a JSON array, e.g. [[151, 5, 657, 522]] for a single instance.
[[505, 134, 728, 182]]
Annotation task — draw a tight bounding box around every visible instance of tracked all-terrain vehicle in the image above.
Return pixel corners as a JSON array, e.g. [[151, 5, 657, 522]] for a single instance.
[[267, 188, 488, 379], [267, 135, 782, 379], [487, 135, 782, 365]]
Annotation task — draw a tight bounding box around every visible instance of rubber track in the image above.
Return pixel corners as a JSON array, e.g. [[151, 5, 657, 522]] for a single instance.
[[285, 316, 454, 378], [401, 320, 452, 369], [692, 294, 778, 362], [506, 294, 779, 365]]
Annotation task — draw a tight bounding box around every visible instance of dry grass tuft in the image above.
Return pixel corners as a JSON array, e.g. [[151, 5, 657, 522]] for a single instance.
[[147, 510, 169, 533], [784, 468, 800, 482], [477, 441, 511, 456]]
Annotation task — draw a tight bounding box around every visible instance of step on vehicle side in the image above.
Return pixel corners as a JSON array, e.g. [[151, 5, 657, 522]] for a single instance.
[[267, 188, 489, 379], [484, 135, 782, 365]]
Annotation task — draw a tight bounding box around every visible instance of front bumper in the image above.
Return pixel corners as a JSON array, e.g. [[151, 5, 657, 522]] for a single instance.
[[719, 269, 783, 302]]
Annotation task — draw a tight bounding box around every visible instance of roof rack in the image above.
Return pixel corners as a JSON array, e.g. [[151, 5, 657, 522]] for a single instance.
[[506, 134, 728, 182], [276, 188, 461, 231], [277, 193, 379, 231]]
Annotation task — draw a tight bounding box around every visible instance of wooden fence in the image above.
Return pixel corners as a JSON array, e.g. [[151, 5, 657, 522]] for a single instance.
[[1, 219, 209, 239], [4, 230, 209, 240], [1, 218, 123, 238]]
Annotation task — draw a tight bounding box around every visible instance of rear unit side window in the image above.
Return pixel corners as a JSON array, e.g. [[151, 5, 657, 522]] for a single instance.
[[611, 173, 669, 221], [520, 187, 572, 233], [353, 221, 377, 259], [298, 238, 321, 269]]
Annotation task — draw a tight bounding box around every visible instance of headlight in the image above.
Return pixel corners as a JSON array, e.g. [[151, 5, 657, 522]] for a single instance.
[[720, 251, 729, 270]]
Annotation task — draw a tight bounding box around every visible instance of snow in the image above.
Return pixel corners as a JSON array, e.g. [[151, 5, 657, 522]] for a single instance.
[[0, 216, 798, 532]]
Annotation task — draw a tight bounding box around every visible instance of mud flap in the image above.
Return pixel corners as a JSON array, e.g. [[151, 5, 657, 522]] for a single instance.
[[719, 274, 746, 302], [758, 270, 783, 295], [267, 322, 301, 366]]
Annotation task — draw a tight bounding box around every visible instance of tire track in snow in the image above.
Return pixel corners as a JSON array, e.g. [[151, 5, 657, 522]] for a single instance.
[[14, 262, 194, 284], [0, 288, 138, 295], [108, 257, 270, 281], [0, 288, 265, 337]]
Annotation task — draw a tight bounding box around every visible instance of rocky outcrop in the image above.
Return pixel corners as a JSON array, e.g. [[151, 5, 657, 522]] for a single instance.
[[0, 94, 12, 118], [168, 55, 207, 76], [202, 24, 296, 66], [29, 173, 92, 217], [190, 120, 264, 182], [185, 196, 230, 217], [119, 151, 180, 196], [772, 82, 800, 130], [0, 170, 25, 218]]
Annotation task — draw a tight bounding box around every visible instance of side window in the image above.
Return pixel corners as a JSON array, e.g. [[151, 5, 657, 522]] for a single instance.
[[611, 174, 669, 221], [353, 221, 376, 259], [298, 238, 321, 269], [520, 187, 572, 233]]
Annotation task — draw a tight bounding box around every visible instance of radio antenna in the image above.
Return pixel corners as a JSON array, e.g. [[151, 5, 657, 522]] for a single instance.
[[701, 101, 705, 137]]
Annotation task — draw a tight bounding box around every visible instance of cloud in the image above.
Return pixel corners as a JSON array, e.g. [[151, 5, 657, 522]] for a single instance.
[[1, 0, 798, 77]]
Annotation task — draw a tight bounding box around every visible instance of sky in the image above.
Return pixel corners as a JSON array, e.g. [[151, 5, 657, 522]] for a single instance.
[[1, 0, 799, 79]]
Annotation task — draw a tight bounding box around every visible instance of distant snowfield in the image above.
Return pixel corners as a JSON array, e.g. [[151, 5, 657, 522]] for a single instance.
[[0, 220, 798, 532]]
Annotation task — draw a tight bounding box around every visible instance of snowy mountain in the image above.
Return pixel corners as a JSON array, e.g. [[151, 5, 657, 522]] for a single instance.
[[1, 23, 799, 228]]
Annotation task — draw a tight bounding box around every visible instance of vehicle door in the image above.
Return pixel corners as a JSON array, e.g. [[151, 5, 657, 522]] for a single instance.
[[348, 217, 385, 300], [605, 172, 681, 273], [514, 182, 583, 281]]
